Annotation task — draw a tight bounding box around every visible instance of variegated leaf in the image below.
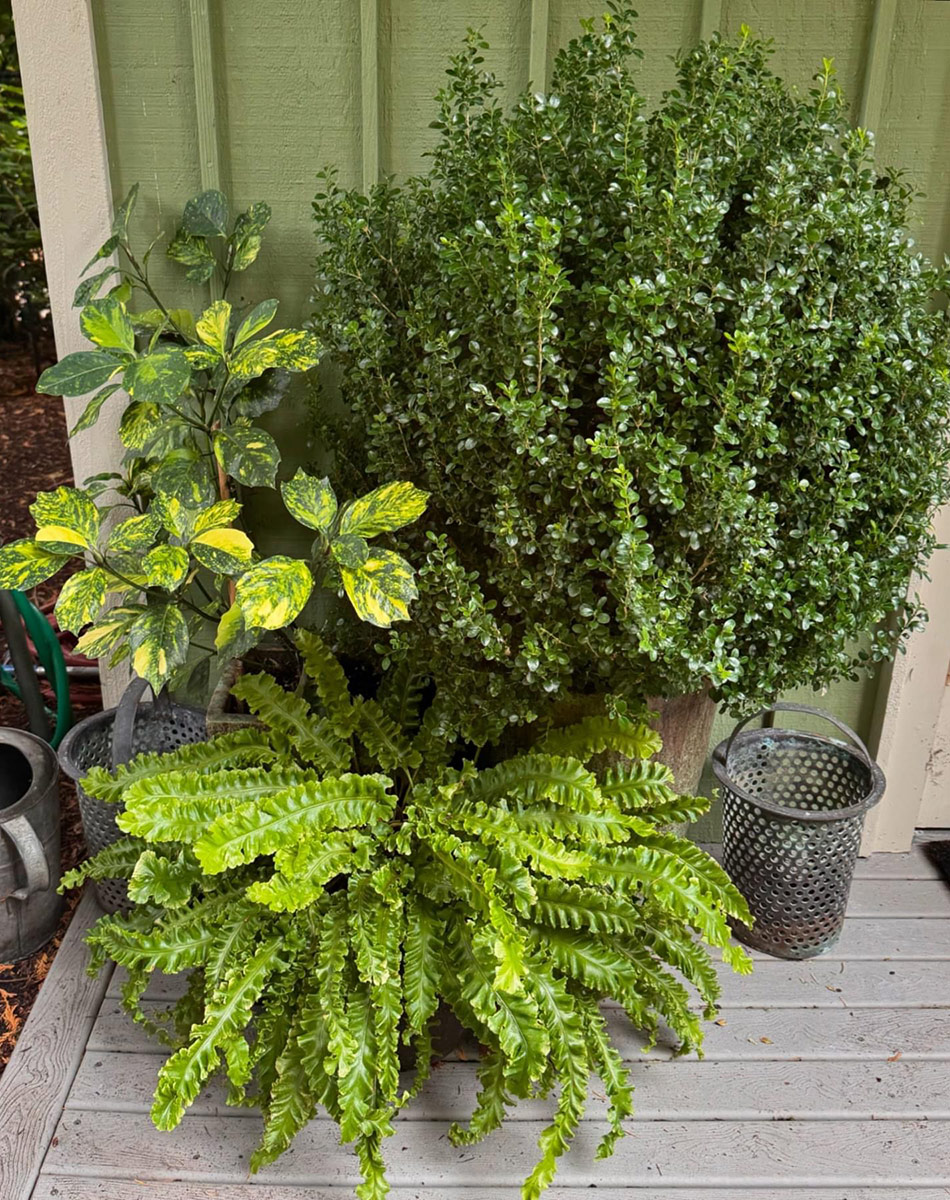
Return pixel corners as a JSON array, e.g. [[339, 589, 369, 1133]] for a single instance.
[[338, 481, 429, 538], [37, 351, 121, 398], [195, 300, 231, 355], [182, 189, 229, 237], [214, 601, 262, 657], [119, 400, 162, 451], [231, 202, 271, 271], [69, 384, 122, 437], [107, 511, 163, 554], [0, 539, 70, 590], [341, 549, 418, 628], [281, 469, 337, 532], [191, 526, 254, 575], [233, 299, 278, 349], [30, 487, 100, 549], [235, 556, 313, 630], [54, 567, 108, 633], [152, 450, 216, 507], [75, 607, 141, 658], [142, 544, 190, 590], [166, 230, 216, 282], [79, 297, 135, 353], [213, 424, 280, 488], [230, 330, 320, 382], [193, 500, 242, 535], [124, 348, 191, 407], [330, 533, 369, 569], [129, 604, 190, 688]]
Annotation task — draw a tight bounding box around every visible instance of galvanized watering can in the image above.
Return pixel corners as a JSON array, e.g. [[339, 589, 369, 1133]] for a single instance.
[[0, 727, 62, 961]]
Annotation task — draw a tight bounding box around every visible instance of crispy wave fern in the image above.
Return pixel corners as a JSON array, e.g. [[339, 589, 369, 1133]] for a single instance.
[[67, 631, 752, 1200]]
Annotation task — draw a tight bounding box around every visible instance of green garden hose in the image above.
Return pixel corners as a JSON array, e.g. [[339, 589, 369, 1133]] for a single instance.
[[0, 589, 73, 747]]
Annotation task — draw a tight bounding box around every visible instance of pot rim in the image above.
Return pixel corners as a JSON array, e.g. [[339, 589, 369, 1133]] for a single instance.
[[0, 726, 58, 818]]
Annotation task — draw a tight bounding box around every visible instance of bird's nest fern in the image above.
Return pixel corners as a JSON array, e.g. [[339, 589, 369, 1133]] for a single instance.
[[65, 629, 752, 1200]]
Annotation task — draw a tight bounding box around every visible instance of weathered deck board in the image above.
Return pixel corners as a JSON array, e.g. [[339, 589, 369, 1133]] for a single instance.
[[88, 996, 949, 1060], [110, 956, 950, 1007], [0, 891, 111, 1200], [9, 856, 950, 1199], [68, 1051, 950, 1120], [41, 1111, 950, 1187], [31, 1184, 950, 1200]]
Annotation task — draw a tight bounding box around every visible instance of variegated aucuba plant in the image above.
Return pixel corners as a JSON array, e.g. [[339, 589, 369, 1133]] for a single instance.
[[0, 184, 427, 688], [63, 630, 753, 1200]]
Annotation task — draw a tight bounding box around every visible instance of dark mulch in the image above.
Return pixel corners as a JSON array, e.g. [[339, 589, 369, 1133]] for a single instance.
[[0, 338, 102, 1079]]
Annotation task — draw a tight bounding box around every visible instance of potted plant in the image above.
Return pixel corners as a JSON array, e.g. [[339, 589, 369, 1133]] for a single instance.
[[309, 12, 950, 789], [64, 629, 752, 1200], [0, 185, 427, 903]]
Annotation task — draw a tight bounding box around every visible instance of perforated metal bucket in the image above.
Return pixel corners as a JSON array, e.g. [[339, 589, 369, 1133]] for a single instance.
[[58, 678, 206, 912], [712, 702, 885, 960]]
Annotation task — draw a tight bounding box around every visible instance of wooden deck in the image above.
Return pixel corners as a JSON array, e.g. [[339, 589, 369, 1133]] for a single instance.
[[2, 846, 950, 1199]]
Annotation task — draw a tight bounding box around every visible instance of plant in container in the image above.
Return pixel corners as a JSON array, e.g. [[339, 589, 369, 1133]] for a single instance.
[[310, 10, 950, 788], [64, 630, 752, 1200], [0, 185, 427, 906]]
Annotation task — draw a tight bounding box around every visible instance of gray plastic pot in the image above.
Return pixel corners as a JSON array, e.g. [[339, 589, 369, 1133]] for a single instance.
[[0, 727, 62, 961]]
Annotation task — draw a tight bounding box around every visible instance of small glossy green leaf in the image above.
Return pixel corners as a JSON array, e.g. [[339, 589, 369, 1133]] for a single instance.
[[341, 548, 417, 628], [111, 183, 139, 240], [152, 450, 216, 507], [143, 544, 189, 590], [108, 511, 163, 554], [191, 526, 254, 575], [37, 351, 120, 398], [69, 384, 122, 437], [236, 556, 313, 630], [31, 487, 100, 548], [196, 300, 231, 355], [213, 425, 280, 488], [233, 299, 278, 349], [231, 201, 271, 271], [79, 297, 135, 353], [167, 230, 216, 282], [124, 348, 190, 406], [54, 568, 108, 633], [182, 189, 230, 237], [281, 469, 337, 532], [339, 481, 429, 538], [129, 604, 190, 688], [0, 540, 69, 589]]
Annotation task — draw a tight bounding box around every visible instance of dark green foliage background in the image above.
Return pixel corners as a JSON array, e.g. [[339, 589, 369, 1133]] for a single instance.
[[311, 10, 950, 741], [0, 3, 48, 342]]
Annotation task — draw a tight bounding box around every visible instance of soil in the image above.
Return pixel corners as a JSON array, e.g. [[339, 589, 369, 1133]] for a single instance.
[[0, 338, 102, 1079]]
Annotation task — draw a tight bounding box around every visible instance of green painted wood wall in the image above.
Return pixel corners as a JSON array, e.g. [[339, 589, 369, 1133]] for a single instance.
[[90, 0, 950, 792]]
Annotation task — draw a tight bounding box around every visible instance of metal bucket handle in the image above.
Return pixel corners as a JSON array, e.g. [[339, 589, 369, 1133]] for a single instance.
[[0, 729, 56, 901], [111, 676, 171, 770], [714, 701, 885, 824]]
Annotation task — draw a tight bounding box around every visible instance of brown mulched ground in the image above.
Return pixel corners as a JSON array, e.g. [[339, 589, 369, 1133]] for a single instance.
[[0, 338, 102, 1079]]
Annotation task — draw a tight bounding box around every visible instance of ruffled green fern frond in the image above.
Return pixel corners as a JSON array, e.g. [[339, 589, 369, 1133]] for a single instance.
[[378, 660, 426, 733], [354, 697, 422, 771], [60, 835, 146, 891], [295, 628, 359, 734], [232, 672, 352, 769], [466, 753, 600, 811], [80, 729, 278, 805], [537, 715, 661, 763]]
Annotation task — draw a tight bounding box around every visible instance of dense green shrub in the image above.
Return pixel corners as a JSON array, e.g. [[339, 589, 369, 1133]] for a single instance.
[[0, 3, 48, 343], [66, 630, 750, 1200], [311, 10, 950, 741]]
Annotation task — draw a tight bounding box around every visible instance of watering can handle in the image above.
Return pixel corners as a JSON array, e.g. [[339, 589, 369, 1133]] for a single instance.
[[724, 701, 874, 773], [2, 814, 51, 901], [112, 676, 171, 770]]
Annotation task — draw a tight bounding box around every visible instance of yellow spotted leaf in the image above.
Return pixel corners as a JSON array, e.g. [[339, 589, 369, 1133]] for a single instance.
[[191, 526, 254, 575], [341, 549, 418, 628], [235, 556, 313, 631], [338, 481, 429, 539]]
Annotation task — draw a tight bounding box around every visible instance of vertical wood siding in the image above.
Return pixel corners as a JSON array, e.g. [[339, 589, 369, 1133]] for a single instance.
[[90, 0, 950, 746]]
